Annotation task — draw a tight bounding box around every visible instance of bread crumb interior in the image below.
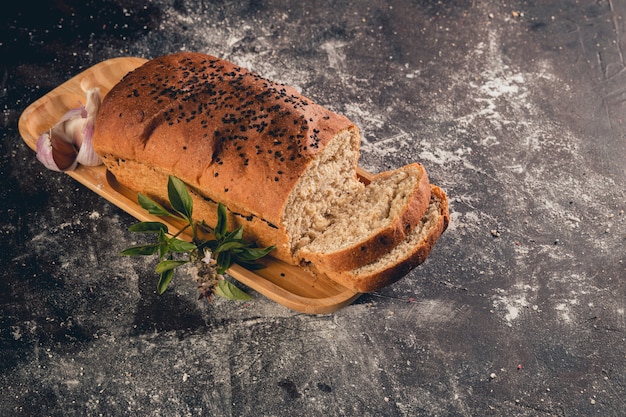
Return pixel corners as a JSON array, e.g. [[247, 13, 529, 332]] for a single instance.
[[282, 128, 362, 253], [353, 193, 443, 274], [283, 128, 424, 259], [304, 169, 420, 253]]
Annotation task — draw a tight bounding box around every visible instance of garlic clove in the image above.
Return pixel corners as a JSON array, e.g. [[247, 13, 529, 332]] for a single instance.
[[64, 117, 88, 146], [75, 123, 101, 166], [75, 88, 102, 166], [36, 131, 79, 172], [35, 87, 103, 171], [84, 87, 101, 115]]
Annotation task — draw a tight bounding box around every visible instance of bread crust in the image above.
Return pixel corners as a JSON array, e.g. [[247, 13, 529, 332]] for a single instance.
[[103, 157, 291, 259], [320, 185, 450, 293], [93, 52, 357, 263], [298, 163, 431, 271]]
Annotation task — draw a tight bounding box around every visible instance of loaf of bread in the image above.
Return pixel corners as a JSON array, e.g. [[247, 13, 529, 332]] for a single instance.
[[92, 52, 447, 292]]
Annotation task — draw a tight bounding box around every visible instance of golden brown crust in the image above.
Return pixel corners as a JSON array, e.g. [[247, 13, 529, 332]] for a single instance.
[[103, 156, 293, 260], [93, 52, 355, 226], [299, 163, 431, 271], [320, 185, 450, 293]]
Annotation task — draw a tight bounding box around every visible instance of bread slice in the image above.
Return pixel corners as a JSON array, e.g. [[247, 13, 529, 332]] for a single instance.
[[318, 185, 449, 293], [296, 163, 431, 272]]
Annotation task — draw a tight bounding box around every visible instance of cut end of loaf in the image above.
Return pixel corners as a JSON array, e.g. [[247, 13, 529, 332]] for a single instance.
[[282, 126, 362, 255], [294, 163, 432, 272]]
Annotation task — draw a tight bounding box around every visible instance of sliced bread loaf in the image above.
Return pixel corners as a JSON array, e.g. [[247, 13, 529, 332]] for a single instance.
[[92, 52, 445, 293]]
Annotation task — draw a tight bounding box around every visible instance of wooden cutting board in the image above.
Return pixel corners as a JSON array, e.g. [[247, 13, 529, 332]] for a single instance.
[[18, 57, 366, 314]]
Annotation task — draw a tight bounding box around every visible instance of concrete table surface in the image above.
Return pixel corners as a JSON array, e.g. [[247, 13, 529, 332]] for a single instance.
[[1, 1, 624, 416]]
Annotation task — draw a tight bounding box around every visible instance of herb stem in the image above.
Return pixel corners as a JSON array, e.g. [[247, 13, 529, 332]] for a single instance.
[[170, 222, 192, 240]]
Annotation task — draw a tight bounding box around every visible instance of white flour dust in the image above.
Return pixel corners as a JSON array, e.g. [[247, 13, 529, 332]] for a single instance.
[[321, 40, 348, 71], [491, 284, 538, 326]]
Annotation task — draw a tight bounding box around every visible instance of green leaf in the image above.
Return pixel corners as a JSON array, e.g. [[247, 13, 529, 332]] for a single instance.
[[215, 279, 253, 301], [223, 225, 244, 242], [215, 240, 248, 254], [168, 239, 197, 253], [167, 176, 193, 221], [120, 244, 160, 256], [235, 245, 276, 261], [137, 193, 172, 216], [129, 221, 168, 234], [158, 229, 169, 259], [216, 251, 232, 274], [214, 203, 228, 239], [155, 259, 188, 274], [234, 259, 267, 271], [157, 269, 175, 295]]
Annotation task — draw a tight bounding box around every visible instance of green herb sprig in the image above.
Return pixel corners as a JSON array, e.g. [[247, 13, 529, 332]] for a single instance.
[[121, 175, 275, 301]]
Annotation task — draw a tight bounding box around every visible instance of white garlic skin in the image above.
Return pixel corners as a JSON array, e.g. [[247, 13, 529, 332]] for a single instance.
[[36, 87, 103, 172]]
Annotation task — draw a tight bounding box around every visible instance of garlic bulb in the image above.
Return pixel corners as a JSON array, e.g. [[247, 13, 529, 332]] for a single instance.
[[36, 87, 103, 172]]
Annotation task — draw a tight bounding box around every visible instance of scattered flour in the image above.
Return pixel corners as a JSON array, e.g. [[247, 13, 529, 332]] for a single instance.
[[554, 302, 573, 324], [491, 284, 537, 326], [321, 40, 348, 71]]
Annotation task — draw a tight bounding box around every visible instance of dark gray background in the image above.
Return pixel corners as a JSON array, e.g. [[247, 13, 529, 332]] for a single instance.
[[1, 1, 625, 416]]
